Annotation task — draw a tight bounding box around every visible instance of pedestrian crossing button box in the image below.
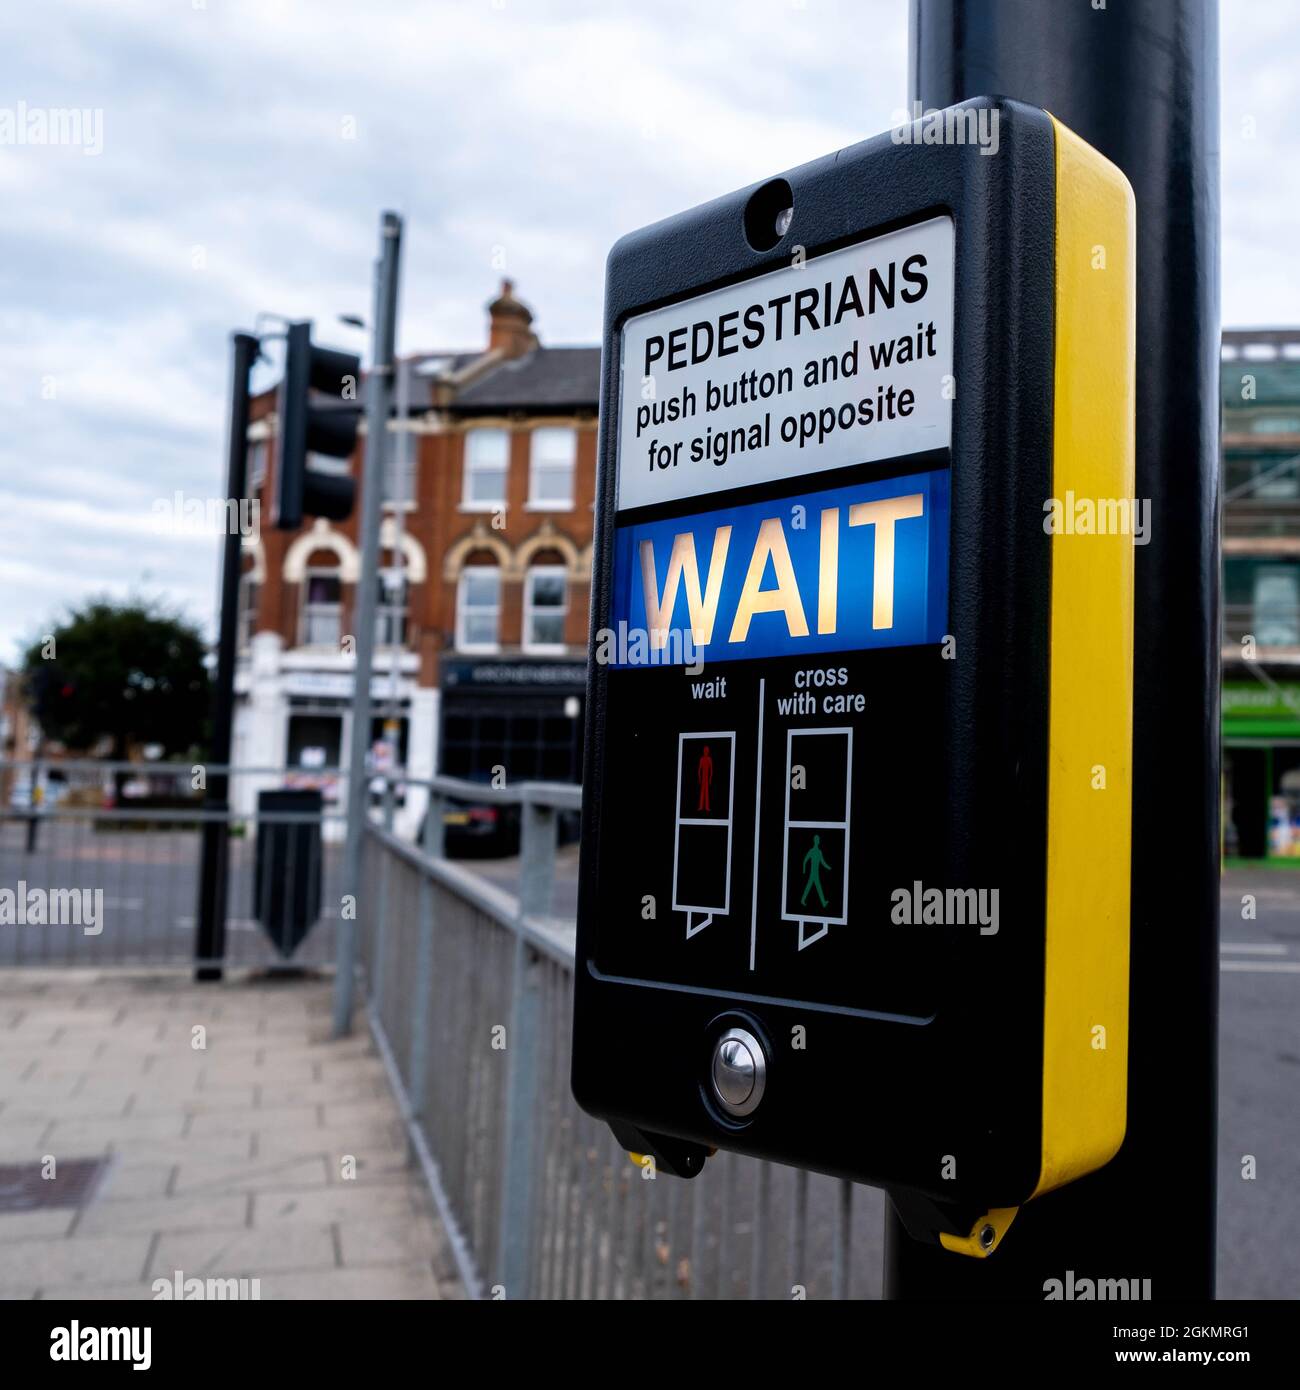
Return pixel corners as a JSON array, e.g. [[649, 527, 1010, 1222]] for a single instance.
[[573, 98, 1136, 1245]]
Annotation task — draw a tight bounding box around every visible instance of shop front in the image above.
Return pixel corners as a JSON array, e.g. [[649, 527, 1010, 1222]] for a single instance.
[[1223, 679, 1300, 859], [439, 657, 587, 786]]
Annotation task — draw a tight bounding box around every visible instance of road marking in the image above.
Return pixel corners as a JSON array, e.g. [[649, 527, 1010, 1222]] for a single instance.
[[1220, 961, 1300, 973], [1220, 943, 1287, 956], [173, 916, 260, 933]]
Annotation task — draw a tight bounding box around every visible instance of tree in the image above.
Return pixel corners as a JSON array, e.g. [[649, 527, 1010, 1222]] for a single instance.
[[22, 599, 211, 760]]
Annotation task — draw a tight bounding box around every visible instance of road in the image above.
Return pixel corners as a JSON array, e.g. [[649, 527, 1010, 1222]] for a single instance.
[[0, 818, 343, 969], [0, 815, 1295, 1296], [467, 841, 581, 920], [1216, 868, 1300, 1299]]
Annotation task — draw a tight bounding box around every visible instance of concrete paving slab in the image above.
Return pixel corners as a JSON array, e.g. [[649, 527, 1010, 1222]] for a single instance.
[[0, 969, 457, 1302]]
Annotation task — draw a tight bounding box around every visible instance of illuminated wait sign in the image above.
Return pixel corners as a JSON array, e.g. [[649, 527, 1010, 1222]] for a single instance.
[[610, 470, 949, 664]]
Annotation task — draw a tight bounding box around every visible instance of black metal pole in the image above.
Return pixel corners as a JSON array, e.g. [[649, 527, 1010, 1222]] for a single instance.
[[888, 0, 1221, 1299], [195, 331, 260, 982]]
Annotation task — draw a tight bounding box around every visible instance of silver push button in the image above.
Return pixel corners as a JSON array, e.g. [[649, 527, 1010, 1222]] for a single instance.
[[710, 1026, 766, 1118]]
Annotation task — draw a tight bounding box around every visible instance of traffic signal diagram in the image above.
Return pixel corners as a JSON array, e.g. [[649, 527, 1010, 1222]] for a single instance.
[[272, 320, 362, 530]]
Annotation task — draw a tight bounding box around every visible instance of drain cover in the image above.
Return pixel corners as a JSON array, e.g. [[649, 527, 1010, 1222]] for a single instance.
[[0, 1157, 110, 1212]]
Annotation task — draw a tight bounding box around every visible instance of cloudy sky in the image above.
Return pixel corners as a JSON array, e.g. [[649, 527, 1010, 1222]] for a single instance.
[[2, 0, 1297, 663]]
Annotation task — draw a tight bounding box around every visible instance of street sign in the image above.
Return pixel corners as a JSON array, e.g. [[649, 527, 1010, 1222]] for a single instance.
[[618, 216, 954, 511], [573, 98, 1136, 1257]]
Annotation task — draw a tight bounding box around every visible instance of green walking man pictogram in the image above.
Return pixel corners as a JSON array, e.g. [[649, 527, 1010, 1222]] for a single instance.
[[800, 834, 832, 910]]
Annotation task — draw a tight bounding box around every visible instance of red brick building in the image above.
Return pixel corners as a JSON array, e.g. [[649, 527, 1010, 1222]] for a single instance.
[[234, 281, 599, 835]]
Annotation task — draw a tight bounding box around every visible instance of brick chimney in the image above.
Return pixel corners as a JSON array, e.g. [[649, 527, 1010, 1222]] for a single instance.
[[487, 278, 538, 359]]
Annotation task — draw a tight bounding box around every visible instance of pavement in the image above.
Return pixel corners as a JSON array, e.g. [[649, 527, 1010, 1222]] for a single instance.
[[0, 969, 463, 1300]]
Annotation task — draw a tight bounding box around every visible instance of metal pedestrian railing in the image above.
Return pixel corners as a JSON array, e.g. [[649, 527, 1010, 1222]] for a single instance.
[[356, 772, 884, 1300], [0, 759, 345, 971]]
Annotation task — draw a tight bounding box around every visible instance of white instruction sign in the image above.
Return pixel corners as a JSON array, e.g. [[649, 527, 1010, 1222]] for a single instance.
[[617, 215, 954, 512]]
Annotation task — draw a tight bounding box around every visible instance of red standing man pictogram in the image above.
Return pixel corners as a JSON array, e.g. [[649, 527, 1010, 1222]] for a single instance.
[[697, 744, 714, 813]]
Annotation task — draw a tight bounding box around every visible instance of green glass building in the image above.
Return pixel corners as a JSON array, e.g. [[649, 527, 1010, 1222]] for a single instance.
[[1222, 329, 1300, 858]]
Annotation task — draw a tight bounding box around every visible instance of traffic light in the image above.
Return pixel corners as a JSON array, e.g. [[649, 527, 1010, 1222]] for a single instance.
[[273, 320, 362, 530]]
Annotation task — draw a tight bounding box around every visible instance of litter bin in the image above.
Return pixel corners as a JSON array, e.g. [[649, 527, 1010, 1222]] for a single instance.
[[253, 789, 323, 957]]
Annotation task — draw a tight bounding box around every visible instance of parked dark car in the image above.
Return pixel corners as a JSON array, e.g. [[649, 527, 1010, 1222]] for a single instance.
[[439, 795, 521, 858], [419, 788, 580, 860]]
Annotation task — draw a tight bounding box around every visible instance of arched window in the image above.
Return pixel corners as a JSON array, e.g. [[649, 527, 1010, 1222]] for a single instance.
[[524, 550, 569, 654], [300, 550, 343, 647], [456, 555, 501, 652]]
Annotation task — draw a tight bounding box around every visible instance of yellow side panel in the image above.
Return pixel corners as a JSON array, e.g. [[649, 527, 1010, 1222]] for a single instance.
[[1034, 118, 1136, 1198]]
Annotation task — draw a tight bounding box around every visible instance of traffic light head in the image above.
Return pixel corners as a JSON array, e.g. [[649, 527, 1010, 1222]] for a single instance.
[[272, 321, 362, 530]]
